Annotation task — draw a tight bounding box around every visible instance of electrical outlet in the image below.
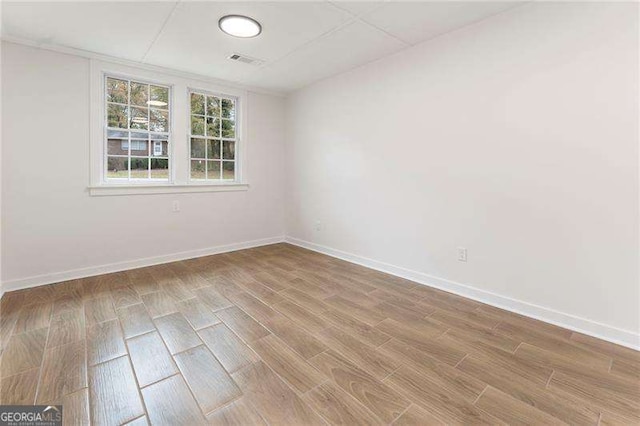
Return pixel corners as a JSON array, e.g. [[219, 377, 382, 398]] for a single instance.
[[457, 247, 467, 262], [172, 200, 180, 212], [315, 220, 322, 231]]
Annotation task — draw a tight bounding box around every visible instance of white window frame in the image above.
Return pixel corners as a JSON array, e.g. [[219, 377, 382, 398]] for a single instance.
[[102, 73, 173, 184], [188, 88, 240, 182], [89, 59, 249, 196]]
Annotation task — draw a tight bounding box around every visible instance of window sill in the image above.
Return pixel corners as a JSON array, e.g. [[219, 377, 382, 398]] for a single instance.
[[88, 183, 249, 196]]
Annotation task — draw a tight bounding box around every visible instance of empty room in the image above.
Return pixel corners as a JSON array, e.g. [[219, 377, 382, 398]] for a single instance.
[[0, 0, 638, 424]]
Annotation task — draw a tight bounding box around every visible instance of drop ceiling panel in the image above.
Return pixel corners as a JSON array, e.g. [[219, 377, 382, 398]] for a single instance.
[[244, 20, 406, 92], [1, 1, 177, 61], [328, 1, 386, 17], [1, 1, 525, 92], [361, 1, 520, 45], [143, 1, 351, 83]]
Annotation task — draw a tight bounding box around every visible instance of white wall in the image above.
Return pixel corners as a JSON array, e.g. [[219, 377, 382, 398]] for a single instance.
[[285, 2, 639, 345], [2, 2, 638, 348], [1, 41, 286, 290]]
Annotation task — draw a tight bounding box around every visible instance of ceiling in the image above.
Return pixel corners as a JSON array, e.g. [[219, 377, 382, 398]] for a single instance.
[[1, 1, 522, 94]]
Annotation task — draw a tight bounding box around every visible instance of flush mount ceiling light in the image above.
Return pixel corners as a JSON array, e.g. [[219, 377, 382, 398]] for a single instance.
[[218, 15, 262, 38]]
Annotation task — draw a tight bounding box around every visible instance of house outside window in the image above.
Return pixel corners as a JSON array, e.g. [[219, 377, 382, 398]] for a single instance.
[[105, 76, 170, 181]]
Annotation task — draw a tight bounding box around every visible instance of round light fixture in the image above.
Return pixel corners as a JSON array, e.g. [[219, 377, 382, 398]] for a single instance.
[[218, 15, 262, 38]]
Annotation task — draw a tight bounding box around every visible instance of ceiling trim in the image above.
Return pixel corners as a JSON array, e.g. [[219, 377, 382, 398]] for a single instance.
[[1, 34, 287, 98]]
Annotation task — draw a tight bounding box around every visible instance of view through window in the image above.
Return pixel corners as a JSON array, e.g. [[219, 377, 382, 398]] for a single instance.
[[189, 91, 237, 181], [105, 76, 171, 181]]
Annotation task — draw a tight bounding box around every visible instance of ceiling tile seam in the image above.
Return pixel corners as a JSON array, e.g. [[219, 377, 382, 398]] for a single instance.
[[284, 1, 531, 93], [0, 35, 287, 98], [141, 0, 182, 63], [258, 0, 399, 73], [325, 0, 389, 19], [354, 17, 412, 47], [325, 1, 358, 17], [397, 0, 532, 48], [325, 1, 410, 49], [324, 1, 410, 46], [243, 12, 361, 80], [286, 36, 414, 93]]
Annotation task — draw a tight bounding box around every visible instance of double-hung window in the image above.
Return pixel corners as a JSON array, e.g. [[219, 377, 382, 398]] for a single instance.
[[92, 61, 247, 196], [105, 76, 171, 181], [189, 91, 237, 181]]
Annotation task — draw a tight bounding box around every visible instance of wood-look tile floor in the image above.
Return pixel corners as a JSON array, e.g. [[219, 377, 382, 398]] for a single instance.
[[1, 243, 638, 425]]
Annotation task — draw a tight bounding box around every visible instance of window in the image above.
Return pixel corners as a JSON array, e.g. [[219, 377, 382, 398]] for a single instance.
[[91, 61, 248, 196], [189, 91, 237, 181], [121, 140, 148, 151], [105, 76, 170, 181]]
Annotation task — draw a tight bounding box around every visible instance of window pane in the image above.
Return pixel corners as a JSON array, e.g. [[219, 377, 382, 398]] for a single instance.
[[222, 141, 235, 160], [130, 82, 148, 106], [191, 116, 204, 136], [151, 158, 169, 179], [108, 138, 128, 155], [130, 139, 149, 155], [221, 98, 235, 119], [207, 140, 220, 159], [104, 77, 171, 182], [107, 157, 129, 178], [150, 109, 169, 132], [191, 160, 206, 179], [191, 93, 205, 115], [107, 130, 128, 155], [207, 161, 221, 180], [130, 131, 148, 139], [107, 104, 128, 128], [130, 107, 148, 130], [206, 96, 220, 117], [150, 85, 169, 109], [130, 157, 149, 179], [191, 138, 206, 159], [106, 78, 128, 104], [206, 117, 220, 137], [222, 119, 235, 138], [222, 161, 235, 180], [107, 129, 128, 138]]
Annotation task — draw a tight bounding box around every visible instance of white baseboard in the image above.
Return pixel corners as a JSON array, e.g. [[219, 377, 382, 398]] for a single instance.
[[3, 233, 638, 351], [285, 236, 640, 351], [0, 236, 285, 296]]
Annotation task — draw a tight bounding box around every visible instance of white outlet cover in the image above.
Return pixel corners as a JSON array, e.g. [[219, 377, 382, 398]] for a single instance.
[[457, 247, 467, 262]]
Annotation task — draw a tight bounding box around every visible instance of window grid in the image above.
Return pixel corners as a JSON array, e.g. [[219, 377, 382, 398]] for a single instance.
[[189, 90, 237, 181], [105, 75, 171, 182]]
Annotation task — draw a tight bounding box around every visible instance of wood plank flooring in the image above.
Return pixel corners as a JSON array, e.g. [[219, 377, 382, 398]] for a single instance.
[[0, 243, 638, 425]]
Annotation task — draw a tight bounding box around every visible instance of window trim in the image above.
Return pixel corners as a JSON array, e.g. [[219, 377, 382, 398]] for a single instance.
[[187, 88, 240, 183], [89, 59, 249, 196], [101, 72, 175, 185], [88, 183, 249, 196]]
